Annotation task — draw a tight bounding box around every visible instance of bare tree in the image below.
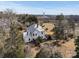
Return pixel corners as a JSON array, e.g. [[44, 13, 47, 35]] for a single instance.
[[3, 9, 25, 58]]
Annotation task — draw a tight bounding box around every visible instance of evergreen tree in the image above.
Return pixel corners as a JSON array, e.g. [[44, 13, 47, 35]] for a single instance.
[[54, 13, 65, 40]]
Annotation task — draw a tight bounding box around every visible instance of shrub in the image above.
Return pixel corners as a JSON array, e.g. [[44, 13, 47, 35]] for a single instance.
[[36, 37, 44, 43], [73, 36, 79, 58], [33, 37, 44, 46]]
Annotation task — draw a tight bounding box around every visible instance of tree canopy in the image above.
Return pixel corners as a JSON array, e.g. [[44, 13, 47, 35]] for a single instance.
[[56, 13, 64, 20], [18, 14, 38, 24]]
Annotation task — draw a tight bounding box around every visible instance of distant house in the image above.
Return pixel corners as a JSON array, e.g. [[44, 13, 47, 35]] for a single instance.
[[23, 24, 46, 43]]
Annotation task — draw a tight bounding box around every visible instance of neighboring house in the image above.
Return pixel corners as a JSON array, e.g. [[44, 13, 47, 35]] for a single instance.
[[23, 24, 46, 43]]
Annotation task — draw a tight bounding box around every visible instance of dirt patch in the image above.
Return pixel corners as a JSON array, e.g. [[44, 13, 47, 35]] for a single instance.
[[25, 39, 76, 58]]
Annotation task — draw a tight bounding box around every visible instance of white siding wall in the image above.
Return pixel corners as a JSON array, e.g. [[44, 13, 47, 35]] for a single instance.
[[23, 24, 46, 43]]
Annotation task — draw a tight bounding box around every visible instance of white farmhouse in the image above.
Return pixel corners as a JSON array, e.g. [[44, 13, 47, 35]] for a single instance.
[[23, 24, 46, 43]]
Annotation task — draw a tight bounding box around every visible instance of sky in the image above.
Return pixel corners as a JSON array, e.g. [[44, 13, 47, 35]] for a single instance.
[[0, 1, 79, 15]]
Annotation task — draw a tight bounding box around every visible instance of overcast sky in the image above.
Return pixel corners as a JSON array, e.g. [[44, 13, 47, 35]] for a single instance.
[[0, 1, 79, 15]]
